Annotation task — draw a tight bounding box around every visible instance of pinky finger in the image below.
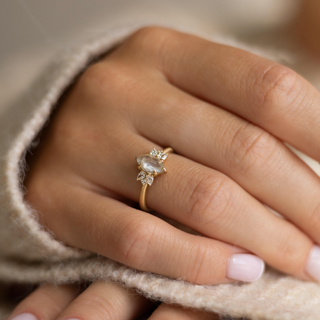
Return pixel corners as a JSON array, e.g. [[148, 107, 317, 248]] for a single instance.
[[7, 283, 80, 320]]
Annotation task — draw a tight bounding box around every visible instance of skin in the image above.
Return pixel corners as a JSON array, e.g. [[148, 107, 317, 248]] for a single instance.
[[9, 11, 320, 320], [24, 26, 320, 283], [7, 282, 220, 320]]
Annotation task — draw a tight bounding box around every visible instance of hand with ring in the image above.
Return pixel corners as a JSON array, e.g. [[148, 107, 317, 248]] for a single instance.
[[24, 26, 320, 286]]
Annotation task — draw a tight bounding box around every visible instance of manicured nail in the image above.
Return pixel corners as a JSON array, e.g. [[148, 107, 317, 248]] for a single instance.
[[227, 254, 265, 282], [305, 245, 320, 281], [11, 313, 37, 320]]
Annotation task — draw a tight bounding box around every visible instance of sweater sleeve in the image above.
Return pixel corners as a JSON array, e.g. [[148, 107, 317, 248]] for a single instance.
[[2, 22, 320, 320]]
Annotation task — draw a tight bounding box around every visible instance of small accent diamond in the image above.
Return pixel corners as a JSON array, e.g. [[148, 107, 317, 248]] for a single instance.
[[157, 151, 163, 159], [145, 175, 154, 186], [137, 171, 146, 180], [160, 153, 168, 161], [150, 148, 158, 156]]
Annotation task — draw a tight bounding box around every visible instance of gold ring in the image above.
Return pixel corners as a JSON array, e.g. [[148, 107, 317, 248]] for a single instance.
[[136, 147, 174, 212]]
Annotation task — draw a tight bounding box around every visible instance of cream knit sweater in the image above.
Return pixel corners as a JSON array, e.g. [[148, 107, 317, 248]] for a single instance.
[[2, 22, 320, 320]]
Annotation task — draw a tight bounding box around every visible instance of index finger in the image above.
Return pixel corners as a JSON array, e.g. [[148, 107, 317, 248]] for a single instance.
[[125, 26, 320, 162]]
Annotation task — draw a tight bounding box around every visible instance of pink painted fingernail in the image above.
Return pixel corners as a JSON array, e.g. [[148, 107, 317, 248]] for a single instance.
[[305, 245, 320, 281], [10, 313, 37, 320], [227, 254, 265, 282]]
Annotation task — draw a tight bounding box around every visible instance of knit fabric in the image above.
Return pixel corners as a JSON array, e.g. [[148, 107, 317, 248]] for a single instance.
[[1, 22, 320, 320], [2, 257, 320, 320]]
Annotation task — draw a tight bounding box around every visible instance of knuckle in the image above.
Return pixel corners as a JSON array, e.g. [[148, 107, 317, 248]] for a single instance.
[[78, 62, 108, 96], [127, 26, 178, 62], [273, 227, 308, 271], [78, 294, 119, 320], [227, 123, 276, 174], [130, 26, 175, 48], [251, 63, 300, 118], [117, 217, 157, 268], [37, 286, 64, 308], [77, 61, 138, 113], [78, 62, 127, 99], [187, 172, 237, 227], [187, 243, 211, 284], [186, 242, 225, 284], [308, 201, 320, 239]]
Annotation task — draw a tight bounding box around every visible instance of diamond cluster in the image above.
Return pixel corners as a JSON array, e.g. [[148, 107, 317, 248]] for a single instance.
[[150, 148, 168, 161], [136, 148, 168, 186]]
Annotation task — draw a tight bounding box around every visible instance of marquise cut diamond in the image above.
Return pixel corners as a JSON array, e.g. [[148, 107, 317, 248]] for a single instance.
[[136, 155, 165, 174]]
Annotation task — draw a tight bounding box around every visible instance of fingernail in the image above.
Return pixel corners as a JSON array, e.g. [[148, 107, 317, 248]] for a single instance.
[[305, 245, 320, 281], [10, 313, 37, 320], [227, 254, 265, 282]]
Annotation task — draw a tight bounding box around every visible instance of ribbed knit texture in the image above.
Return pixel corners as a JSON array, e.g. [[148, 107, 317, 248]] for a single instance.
[[1, 22, 320, 320]]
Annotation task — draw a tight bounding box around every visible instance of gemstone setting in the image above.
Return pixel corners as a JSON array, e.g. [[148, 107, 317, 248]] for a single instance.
[[136, 148, 169, 186], [136, 155, 165, 174]]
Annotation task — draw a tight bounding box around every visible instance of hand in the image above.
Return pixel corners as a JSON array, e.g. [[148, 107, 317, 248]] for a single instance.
[[25, 26, 320, 284], [6, 281, 219, 320]]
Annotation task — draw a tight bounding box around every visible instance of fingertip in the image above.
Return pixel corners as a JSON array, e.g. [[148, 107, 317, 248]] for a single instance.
[[227, 254, 265, 282], [9, 313, 38, 320], [305, 244, 320, 281]]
